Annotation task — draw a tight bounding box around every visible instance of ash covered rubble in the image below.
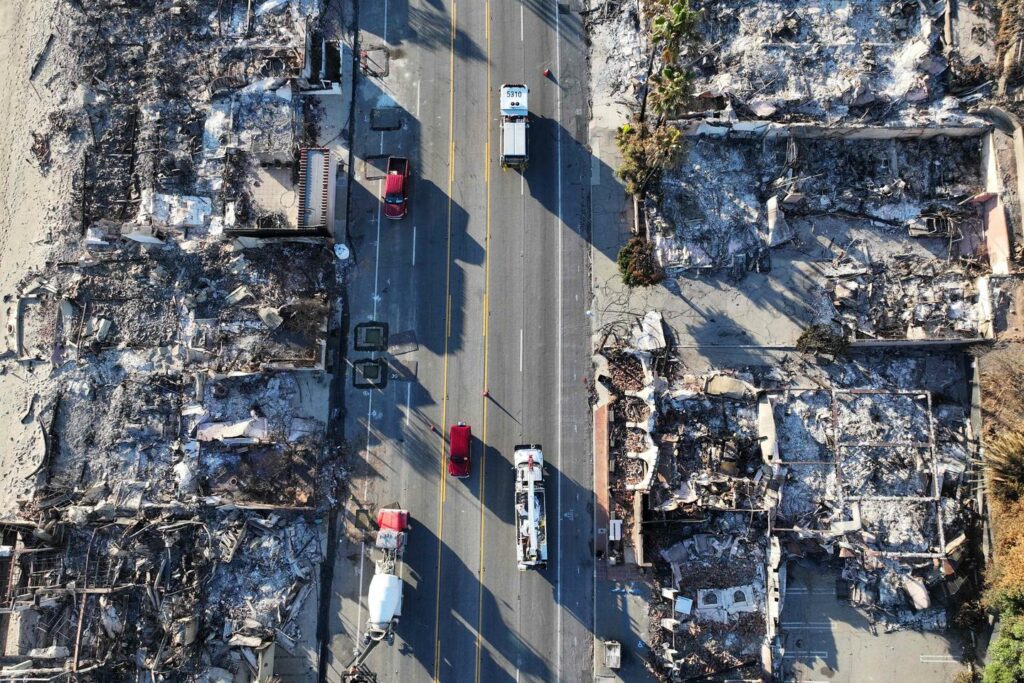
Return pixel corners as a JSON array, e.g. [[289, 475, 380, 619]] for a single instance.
[[650, 131, 986, 271], [0, 0, 345, 679], [587, 0, 994, 126], [0, 508, 322, 681], [646, 127, 1010, 342], [687, 0, 961, 123], [597, 313, 977, 681]]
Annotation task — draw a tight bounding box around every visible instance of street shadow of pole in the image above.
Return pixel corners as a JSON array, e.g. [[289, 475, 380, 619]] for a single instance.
[[485, 394, 521, 426]]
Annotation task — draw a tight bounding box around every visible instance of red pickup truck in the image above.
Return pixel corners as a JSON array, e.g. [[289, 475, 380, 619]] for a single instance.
[[382, 156, 410, 219]]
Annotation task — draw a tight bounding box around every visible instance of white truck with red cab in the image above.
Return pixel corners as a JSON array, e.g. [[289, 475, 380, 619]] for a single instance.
[[514, 445, 548, 570]]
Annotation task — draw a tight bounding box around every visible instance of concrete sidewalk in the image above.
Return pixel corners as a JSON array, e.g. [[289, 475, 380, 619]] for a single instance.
[[588, 79, 659, 683]]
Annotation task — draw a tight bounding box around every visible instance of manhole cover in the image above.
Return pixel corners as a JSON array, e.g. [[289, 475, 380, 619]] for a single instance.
[[371, 107, 403, 131], [355, 321, 389, 351]]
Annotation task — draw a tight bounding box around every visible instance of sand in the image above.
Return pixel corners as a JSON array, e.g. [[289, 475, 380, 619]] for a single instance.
[[0, 0, 78, 516]]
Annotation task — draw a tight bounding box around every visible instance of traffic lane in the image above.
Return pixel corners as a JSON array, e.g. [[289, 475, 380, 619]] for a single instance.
[[523, 1, 597, 680], [509, 21, 564, 682], [474, 1, 563, 681], [334, 0, 461, 679], [475, 119, 530, 682], [515, 2, 597, 681], [430, 0, 498, 678], [475, 206, 529, 682]]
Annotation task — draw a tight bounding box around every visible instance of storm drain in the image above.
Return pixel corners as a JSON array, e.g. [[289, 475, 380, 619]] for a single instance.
[[354, 322, 389, 351], [353, 359, 388, 389], [371, 107, 403, 131]]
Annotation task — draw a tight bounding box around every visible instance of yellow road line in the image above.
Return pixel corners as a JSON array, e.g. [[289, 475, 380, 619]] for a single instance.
[[475, 1, 492, 680], [433, 2, 458, 680]]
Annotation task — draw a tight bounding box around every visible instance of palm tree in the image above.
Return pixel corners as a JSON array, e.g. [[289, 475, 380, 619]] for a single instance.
[[651, 1, 699, 63], [649, 64, 691, 118]]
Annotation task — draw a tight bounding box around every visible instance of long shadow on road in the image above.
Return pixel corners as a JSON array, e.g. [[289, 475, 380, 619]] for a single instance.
[[398, 510, 552, 682]]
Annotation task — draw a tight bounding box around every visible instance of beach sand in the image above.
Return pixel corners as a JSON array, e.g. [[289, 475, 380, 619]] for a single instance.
[[0, 0, 77, 515]]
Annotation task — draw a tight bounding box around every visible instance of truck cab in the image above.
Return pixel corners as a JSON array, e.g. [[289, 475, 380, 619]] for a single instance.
[[382, 156, 410, 219], [499, 84, 529, 170]]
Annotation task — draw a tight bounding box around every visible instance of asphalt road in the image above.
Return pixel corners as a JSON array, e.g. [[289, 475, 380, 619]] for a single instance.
[[329, 1, 594, 682]]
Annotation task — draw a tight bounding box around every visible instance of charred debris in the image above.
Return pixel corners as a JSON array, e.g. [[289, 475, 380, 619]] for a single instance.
[[597, 315, 981, 681], [0, 0, 346, 680]]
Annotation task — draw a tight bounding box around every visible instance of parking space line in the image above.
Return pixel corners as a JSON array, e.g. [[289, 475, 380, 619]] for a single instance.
[[412, 225, 417, 266], [919, 654, 959, 663], [519, 328, 523, 372]]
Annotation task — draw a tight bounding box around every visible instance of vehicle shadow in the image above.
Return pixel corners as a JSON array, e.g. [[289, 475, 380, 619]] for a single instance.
[[474, 442, 595, 657], [522, 112, 619, 263], [346, 63, 483, 358]]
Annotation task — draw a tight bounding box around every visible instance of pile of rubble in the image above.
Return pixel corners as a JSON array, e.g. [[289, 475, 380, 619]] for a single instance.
[[650, 132, 987, 278], [827, 254, 988, 340], [651, 514, 770, 680], [687, 0, 982, 124], [0, 508, 321, 680], [0, 0, 344, 679], [597, 313, 977, 680]]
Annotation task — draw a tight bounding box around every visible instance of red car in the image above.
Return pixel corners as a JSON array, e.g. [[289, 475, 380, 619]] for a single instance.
[[448, 423, 471, 478], [382, 156, 410, 219]]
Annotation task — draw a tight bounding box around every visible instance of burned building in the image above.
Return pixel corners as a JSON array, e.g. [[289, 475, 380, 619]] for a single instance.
[[0, 0, 343, 679], [596, 314, 979, 681]]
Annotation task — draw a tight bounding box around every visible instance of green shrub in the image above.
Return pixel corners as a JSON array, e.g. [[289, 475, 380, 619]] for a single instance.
[[648, 0, 700, 64], [984, 615, 1024, 683], [617, 237, 664, 287], [649, 65, 693, 119]]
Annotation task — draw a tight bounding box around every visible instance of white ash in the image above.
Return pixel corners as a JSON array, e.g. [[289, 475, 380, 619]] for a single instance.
[[859, 499, 937, 553], [836, 392, 931, 444], [689, 0, 951, 122]]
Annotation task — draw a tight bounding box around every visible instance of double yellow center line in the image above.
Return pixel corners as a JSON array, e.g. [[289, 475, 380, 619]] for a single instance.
[[432, 0, 458, 679], [432, 0, 493, 680]]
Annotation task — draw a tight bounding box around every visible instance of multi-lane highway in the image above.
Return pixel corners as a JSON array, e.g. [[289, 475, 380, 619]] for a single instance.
[[328, 0, 594, 681]]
